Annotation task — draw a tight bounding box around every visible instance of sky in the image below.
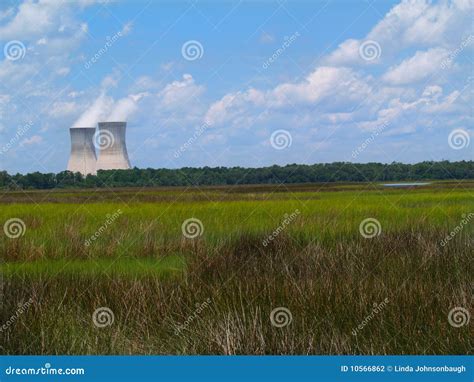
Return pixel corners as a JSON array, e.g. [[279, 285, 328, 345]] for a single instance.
[[0, 0, 472, 174]]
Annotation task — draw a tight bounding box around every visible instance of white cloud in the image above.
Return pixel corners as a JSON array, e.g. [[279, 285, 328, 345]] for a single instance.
[[0, 1, 62, 40], [56, 67, 70, 76], [0, 1, 97, 42], [401, 0, 472, 46], [101, 72, 120, 90], [2, 0, 472, 173], [132, 75, 163, 92], [49, 101, 80, 119], [157, 74, 205, 110], [0, 1, 98, 91], [0, 59, 38, 85], [205, 66, 371, 126], [325, 0, 473, 66], [269, 66, 370, 107], [324, 39, 361, 66], [20, 135, 42, 146], [382, 48, 450, 85], [205, 88, 264, 126]]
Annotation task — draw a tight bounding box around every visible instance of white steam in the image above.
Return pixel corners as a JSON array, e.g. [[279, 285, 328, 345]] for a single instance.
[[106, 92, 148, 122], [73, 91, 148, 127], [73, 92, 114, 127]]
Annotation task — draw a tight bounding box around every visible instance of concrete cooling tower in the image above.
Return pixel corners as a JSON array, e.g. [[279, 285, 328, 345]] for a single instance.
[[67, 127, 97, 175], [95, 122, 131, 170]]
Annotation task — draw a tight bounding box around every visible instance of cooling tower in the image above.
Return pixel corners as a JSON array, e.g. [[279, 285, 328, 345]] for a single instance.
[[67, 127, 97, 175], [95, 122, 131, 170]]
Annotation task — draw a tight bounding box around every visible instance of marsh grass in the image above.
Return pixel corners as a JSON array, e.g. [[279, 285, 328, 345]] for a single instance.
[[1, 184, 472, 354]]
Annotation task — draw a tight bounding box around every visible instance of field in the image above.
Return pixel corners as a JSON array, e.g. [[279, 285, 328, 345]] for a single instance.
[[1, 182, 472, 355]]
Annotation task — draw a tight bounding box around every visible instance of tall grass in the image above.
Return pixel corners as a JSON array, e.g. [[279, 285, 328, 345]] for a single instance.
[[1, 184, 472, 354]]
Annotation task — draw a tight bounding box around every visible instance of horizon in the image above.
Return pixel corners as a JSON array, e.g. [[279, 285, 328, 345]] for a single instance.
[[2, 159, 472, 177], [0, 0, 472, 174]]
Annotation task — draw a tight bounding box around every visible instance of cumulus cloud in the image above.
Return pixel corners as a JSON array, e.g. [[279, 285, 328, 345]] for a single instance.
[[0, 1, 97, 90], [324, 39, 363, 66], [0, 0, 95, 54], [205, 88, 265, 126], [382, 48, 450, 85], [205, 67, 371, 126], [0, 0, 64, 40], [101, 72, 121, 90], [2, 0, 472, 173], [325, 0, 473, 66], [269, 66, 370, 108], [157, 74, 205, 110], [204, 0, 472, 141]]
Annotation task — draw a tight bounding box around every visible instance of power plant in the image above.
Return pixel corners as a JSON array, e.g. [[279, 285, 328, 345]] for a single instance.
[[67, 121, 131, 176], [95, 122, 131, 171], [67, 127, 97, 175]]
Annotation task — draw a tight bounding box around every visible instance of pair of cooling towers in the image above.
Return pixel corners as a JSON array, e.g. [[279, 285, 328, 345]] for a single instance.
[[67, 121, 131, 176]]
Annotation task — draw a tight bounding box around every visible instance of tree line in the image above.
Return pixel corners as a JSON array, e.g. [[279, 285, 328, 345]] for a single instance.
[[0, 161, 472, 190]]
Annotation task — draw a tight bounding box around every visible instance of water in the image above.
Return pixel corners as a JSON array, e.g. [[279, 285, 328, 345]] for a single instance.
[[382, 182, 431, 187]]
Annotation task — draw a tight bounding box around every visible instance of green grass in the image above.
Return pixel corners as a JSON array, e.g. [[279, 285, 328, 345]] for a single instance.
[[1, 185, 471, 262], [1, 182, 472, 354]]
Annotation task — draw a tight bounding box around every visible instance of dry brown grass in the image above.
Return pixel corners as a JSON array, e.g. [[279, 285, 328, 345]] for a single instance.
[[1, 229, 471, 355]]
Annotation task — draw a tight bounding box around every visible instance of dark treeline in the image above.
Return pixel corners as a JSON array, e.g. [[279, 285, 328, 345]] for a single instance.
[[1, 161, 473, 190]]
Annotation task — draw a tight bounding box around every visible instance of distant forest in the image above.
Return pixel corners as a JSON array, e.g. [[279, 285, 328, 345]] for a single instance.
[[0, 161, 473, 190]]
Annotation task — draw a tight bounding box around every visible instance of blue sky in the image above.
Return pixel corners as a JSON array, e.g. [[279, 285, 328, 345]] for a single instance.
[[0, 0, 472, 174]]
